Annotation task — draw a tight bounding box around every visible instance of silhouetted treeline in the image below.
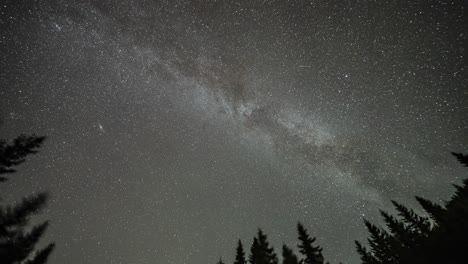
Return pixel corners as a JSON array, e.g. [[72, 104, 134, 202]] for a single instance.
[[220, 152, 468, 264], [355, 152, 468, 264], [221, 223, 326, 264], [0, 135, 54, 264], [2, 135, 466, 264]]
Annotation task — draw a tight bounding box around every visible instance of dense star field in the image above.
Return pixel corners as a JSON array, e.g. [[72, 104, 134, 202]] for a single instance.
[[0, 0, 466, 263]]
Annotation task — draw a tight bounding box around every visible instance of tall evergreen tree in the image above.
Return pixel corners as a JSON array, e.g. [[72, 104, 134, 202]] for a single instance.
[[249, 229, 278, 264], [282, 244, 300, 264], [0, 135, 46, 180], [355, 240, 378, 264], [221, 152, 468, 264], [0, 135, 54, 264], [297, 223, 325, 264], [355, 152, 468, 264], [424, 153, 468, 263], [451, 152, 468, 167], [234, 240, 247, 264]]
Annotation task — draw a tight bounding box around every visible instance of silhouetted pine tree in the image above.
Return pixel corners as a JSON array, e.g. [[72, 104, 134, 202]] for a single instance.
[[356, 219, 401, 264], [355, 152, 468, 264], [249, 229, 278, 264], [234, 240, 247, 264], [421, 152, 468, 263], [282, 244, 300, 264], [452, 152, 468, 167], [0, 135, 55, 264], [297, 223, 325, 264], [355, 240, 378, 264], [217, 258, 225, 264], [0, 135, 46, 180]]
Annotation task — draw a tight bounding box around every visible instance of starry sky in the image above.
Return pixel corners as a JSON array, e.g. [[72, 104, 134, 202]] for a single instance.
[[0, 0, 467, 263]]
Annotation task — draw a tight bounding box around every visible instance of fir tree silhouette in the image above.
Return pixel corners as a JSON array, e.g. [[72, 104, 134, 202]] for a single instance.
[[234, 240, 247, 264], [355, 152, 468, 264], [249, 229, 278, 264], [221, 152, 468, 264], [0, 135, 46, 180], [0, 135, 55, 264], [282, 244, 301, 264], [297, 223, 325, 264]]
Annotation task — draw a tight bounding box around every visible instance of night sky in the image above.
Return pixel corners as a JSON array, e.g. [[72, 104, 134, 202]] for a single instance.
[[0, 0, 467, 263]]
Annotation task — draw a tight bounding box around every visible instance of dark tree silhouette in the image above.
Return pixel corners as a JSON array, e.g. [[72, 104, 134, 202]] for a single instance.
[[355, 152, 468, 264], [0, 135, 45, 180], [282, 244, 300, 264], [451, 152, 468, 167], [217, 258, 225, 264], [297, 223, 325, 264], [249, 229, 278, 264], [0, 135, 54, 264], [234, 240, 247, 264], [220, 152, 468, 264], [424, 153, 468, 263]]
